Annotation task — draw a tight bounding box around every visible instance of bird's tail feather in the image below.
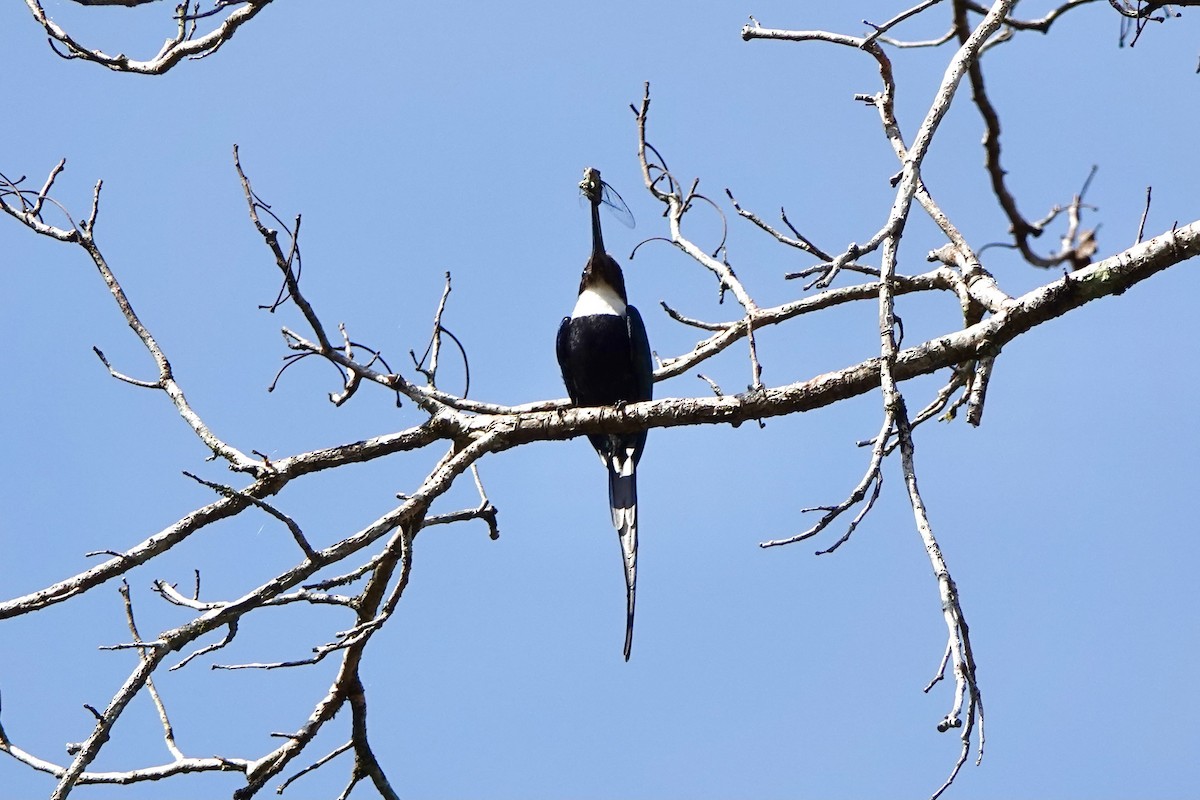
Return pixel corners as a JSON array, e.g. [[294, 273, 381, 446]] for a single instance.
[[608, 450, 638, 661]]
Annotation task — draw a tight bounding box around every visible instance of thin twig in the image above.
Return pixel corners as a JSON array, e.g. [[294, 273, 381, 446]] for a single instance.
[[1136, 186, 1152, 245]]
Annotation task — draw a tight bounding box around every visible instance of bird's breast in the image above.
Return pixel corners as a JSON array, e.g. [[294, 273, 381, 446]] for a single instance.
[[559, 314, 640, 407], [571, 284, 627, 319]]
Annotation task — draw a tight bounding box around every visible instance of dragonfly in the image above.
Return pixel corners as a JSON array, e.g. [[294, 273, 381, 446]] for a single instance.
[[579, 167, 635, 229]]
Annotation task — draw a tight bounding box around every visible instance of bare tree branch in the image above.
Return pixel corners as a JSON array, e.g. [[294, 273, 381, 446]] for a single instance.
[[22, 0, 272, 74], [3, 1, 1197, 796]]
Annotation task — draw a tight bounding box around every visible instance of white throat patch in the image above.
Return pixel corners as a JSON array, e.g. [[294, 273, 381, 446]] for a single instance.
[[571, 284, 626, 318]]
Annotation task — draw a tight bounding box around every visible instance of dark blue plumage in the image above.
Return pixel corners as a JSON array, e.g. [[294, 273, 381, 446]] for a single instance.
[[557, 167, 653, 661]]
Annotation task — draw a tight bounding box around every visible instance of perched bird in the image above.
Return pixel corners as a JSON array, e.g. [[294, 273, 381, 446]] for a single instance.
[[557, 167, 653, 661]]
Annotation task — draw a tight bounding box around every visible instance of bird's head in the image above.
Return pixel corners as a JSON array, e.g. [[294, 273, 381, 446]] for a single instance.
[[579, 252, 628, 303]]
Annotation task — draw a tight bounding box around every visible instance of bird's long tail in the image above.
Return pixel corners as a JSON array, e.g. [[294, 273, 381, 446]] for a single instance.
[[608, 449, 638, 661]]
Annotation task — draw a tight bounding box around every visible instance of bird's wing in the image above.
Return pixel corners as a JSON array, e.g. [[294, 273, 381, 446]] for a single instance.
[[556, 316, 577, 402], [626, 305, 653, 403], [625, 305, 653, 467]]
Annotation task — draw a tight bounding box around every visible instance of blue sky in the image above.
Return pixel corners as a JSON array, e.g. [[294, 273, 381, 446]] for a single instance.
[[1, 1, 1198, 798]]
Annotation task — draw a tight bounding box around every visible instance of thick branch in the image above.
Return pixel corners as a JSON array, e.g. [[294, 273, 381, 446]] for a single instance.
[[471, 217, 1199, 444]]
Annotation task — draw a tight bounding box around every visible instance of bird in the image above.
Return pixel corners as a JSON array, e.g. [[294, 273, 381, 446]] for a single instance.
[[557, 167, 653, 661]]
